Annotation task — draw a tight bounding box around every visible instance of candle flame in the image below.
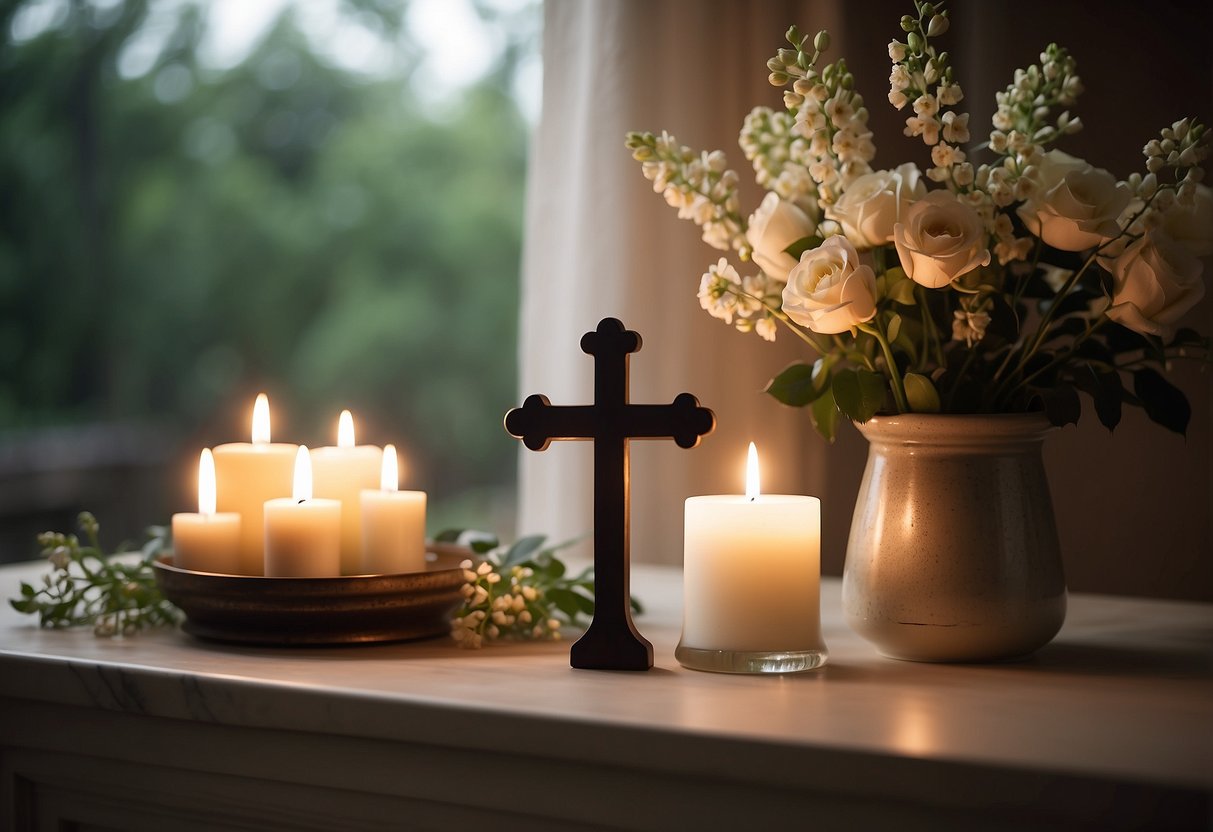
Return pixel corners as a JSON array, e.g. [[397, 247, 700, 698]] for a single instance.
[[198, 448, 217, 516], [337, 409, 355, 448], [293, 446, 313, 502], [252, 393, 271, 444], [745, 442, 760, 500], [380, 443, 399, 492]]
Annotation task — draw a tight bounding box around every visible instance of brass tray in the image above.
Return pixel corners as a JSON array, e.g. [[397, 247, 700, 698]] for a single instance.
[[152, 544, 471, 646]]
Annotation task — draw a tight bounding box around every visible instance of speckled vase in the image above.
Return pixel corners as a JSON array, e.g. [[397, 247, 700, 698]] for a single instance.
[[843, 413, 1066, 662]]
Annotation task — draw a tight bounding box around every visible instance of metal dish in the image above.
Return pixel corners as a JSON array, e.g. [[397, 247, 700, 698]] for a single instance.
[[152, 544, 471, 646]]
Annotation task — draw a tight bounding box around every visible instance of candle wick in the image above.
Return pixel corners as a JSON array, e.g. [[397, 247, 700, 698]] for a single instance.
[[297, 499, 306, 505]]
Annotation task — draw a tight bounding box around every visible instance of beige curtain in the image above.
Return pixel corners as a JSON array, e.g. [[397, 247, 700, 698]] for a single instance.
[[517, 0, 1212, 600]]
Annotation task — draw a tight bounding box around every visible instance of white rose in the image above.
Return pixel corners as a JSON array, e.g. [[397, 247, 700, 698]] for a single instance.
[[1018, 159, 1131, 251], [1030, 149, 1091, 192], [746, 192, 817, 283], [1103, 230, 1205, 340], [782, 236, 878, 334], [893, 190, 991, 289], [826, 163, 926, 249], [1162, 183, 1213, 257]]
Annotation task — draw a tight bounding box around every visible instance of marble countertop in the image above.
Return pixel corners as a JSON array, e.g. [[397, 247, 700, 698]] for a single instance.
[[1, 557, 1211, 799]]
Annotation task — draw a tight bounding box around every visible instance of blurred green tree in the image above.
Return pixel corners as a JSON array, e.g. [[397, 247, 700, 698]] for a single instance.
[[0, 0, 534, 555]]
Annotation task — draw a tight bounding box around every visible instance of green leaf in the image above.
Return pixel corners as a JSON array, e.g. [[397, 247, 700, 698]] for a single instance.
[[547, 587, 587, 619], [1072, 337, 1114, 364], [882, 267, 917, 305], [831, 368, 886, 423], [434, 528, 463, 543], [10, 599, 33, 613], [764, 361, 825, 407], [809, 387, 839, 442], [886, 313, 902, 344], [502, 534, 546, 566], [1073, 365, 1123, 431], [783, 235, 823, 260], [1035, 384, 1082, 427], [1133, 368, 1191, 436], [1169, 327, 1207, 348], [903, 373, 941, 413]]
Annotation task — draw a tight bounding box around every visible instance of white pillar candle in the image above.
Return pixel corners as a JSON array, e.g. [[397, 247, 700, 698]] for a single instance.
[[172, 449, 242, 574], [682, 444, 823, 652], [212, 394, 297, 575], [360, 444, 427, 575], [264, 446, 342, 577], [311, 410, 381, 575]]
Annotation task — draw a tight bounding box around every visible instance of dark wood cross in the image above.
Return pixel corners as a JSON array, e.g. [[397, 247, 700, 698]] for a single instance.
[[504, 318, 715, 671]]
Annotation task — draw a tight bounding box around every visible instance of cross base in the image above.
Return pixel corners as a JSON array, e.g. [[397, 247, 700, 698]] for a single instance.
[[571, 620, 653, 671]]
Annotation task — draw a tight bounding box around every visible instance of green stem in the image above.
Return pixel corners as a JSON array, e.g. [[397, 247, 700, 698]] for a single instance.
[[996, 249, 1099, 399], [859, 322, 909, 413], [729, 285, 837, 355], [1005, 317, 1109, 400], [945, 348, 979, 411]]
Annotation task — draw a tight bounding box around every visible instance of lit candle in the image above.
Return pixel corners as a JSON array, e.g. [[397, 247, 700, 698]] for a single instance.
[[678, 443, 826, 670], [212, 394, 298, 575], [263, 446, 342, 577], [171, 449, 242, 573], [360, 444, 427, 575], [311, 410, 381, 575]]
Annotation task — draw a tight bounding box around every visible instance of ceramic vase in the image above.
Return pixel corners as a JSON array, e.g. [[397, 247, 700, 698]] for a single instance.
[[843, 413, 1066, 662]]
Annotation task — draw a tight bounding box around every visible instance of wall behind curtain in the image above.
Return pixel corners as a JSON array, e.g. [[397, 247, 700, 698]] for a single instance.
[[518, 0, 1212, 601]]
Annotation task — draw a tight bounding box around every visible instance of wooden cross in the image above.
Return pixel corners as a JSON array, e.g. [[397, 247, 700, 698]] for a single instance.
[[505, 318, 715, 671]]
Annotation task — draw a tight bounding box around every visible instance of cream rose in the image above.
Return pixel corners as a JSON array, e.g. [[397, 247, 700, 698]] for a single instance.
[[893, 191, 991, 288], [746, 192, 817, 283], [826, 163, 926, 249], [1103, 230, 1205, 340], [782, 236, 878, 334], [1031, 149, 1091, 192], [1017, 165, 1131, 251]]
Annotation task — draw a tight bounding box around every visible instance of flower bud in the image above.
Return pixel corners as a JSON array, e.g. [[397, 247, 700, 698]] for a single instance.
[[769, 72, 789, 86], [927, 14, 948, 37], [907, 32, 923, 52], [767, 57, 784, 73], [814, 30, 830, 52], [778, 48, 798, 65], [784, 91, 804, 109]]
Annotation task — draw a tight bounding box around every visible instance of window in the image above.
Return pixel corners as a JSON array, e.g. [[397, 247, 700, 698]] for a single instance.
[[0, 0, 541, 559]]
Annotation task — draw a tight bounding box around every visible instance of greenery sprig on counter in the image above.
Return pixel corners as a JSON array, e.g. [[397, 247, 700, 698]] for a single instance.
[[9, 512, 179, 636], [441, 529, 642, 649], [10, 515, 637, 647]]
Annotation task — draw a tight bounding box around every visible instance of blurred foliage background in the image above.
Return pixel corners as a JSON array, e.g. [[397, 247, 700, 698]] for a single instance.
[[0, 0, 540, 559]]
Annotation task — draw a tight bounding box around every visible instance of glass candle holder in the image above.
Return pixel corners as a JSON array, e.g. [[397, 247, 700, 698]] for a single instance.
[[677, 494, 828, 674]]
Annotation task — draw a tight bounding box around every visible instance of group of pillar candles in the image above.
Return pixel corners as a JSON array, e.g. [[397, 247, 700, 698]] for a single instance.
[[171, 395, 426, 578]]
